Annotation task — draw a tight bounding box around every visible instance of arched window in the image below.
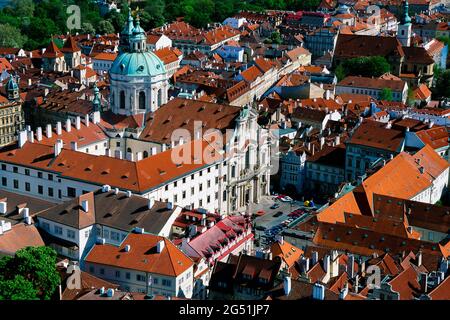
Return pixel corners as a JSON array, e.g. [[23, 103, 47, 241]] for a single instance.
[[143, 151, 149, 158], [157, 89, 162, 107], [120, 91, 126, 109], [139, 91, 146, 110], [127, 147, 132, 153]]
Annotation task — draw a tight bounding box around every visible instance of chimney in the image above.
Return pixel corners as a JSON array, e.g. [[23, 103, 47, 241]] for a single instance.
[[126, 191, 132, 198], [102, 185, 111, 193], [92, 111, 100, 124], [420, 273, 428, 293], [106, 289, 115, 298], [312, 251, 319, 265], [428, 121, 434, 128], [114, 188, 119, 195], [65, 118, 71, 132], [148, 199, 155, 209], [354, 274, 360, 293], [416, 251, 422, 267], [36, 127, 43, 141], [335, 135, 340, 146], [320, 137, 325, 149], [0, 201, 7, 214], [136, 152, 143, 161], [85, 114, 90, 127], [419, 167, 424, 174], [284, 276, 292, 296], [323, 254, 331, 275], [54, 140, 63, 157], [56, 122, 62, 135], [46, 124, 53, 138], [278, 236, 284, 245], [301, 257, 310, 273], [348, 255, 355, 279], [81, 200, 89, 212], [27, 130, 34, 143], [167, 202, 173, 210], [312, 283, 325, 300], [70, 141, 77, 151], [25, 216, 32, 225], [18, 130, 27, 148], [339, 283, 349, 300], [124, 244, 131, 252], [156, 239, 165, 253], [22, 207, 29, 219], [75, 116, 81, 130]]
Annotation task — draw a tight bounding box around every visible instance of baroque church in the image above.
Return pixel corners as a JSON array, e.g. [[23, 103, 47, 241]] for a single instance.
[[109, 13, 169, 115]]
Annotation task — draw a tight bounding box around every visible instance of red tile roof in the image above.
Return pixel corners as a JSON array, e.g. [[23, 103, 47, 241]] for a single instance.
[[0, 223, 45, 255], [42, 41, 64, 59], [85, 233, 193, 276]]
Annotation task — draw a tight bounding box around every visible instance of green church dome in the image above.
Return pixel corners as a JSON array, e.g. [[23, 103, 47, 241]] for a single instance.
[[110, 51, 166, 78]]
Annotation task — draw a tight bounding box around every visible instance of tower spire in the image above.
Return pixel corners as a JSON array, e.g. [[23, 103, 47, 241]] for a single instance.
[[401, 0, 411, 25]]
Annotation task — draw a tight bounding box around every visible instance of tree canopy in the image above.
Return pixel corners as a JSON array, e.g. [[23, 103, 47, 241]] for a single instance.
[[0, 0, 322, 50], [0, 246, 61, 300], [336, 56, 391, 80], [433, 69, 450, 99]]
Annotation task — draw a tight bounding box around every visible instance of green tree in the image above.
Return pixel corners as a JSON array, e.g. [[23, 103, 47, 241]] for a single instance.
[[337, 56, 391, 79], [81, 23, 96, 35], [433, 69, 450, 99], [105, 10, 127, 32], [0, 24, 27, 48], [335, 64, 346, 82], [143, 0, 165, 29], [12, 0, 35, 19], [97, 20, 115, 35], [0, 247, 60, 300], [270, 31, 282, 45], [380, 88, 394, 101], [0, 275, 38, 300]]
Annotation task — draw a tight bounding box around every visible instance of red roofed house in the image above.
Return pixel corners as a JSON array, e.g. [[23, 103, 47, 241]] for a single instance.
[[84, 232, 194, 298], [42, 40, 66, 72]]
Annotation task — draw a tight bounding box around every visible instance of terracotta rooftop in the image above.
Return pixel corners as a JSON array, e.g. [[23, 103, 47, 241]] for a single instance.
[[85, 233, 193, 277]]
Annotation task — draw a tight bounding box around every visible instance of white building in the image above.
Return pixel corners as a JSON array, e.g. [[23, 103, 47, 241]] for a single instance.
[[84, 233, 195, 298]]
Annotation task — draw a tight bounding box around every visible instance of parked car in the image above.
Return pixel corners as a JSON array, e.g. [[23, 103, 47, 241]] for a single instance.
[[255, 225, 267, 231], [270, 203, 280, 209], [280, 196, 293, 202], [273, 211, 283, 217]]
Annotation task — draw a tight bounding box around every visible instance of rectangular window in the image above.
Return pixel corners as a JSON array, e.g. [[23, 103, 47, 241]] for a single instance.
[[41, 222, 50, 231], [25, 182, 30, 192], [67, 187, 76, 198], [1, 164, 6, 170], [48, 174, 53, 181], [13, 179, 18, 189], [115, 270, 121, 278], [110, 231, 120, 241], [25, 169, 30, 176], [1, 177, 6, 186], [48, 187, 54, 197], [162, 279, 172, 287], [125, 272, 130, 280], [67, 229, 75, 239], [54, 225, 63, 235], [100, 268, 105, 275], [38, 172, 43, 179], [13, 166, 18, 173], [38, 185, 43, 194], [136, 274, 146, 282]]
